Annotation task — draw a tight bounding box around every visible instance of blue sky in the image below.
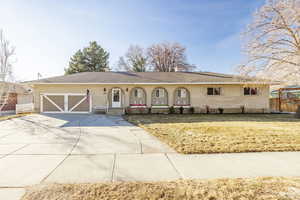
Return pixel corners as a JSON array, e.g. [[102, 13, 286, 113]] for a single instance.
[[0, 0, 264, 81]]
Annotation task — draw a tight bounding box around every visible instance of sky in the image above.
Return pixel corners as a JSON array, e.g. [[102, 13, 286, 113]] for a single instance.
[[0, 0, 264, 81]]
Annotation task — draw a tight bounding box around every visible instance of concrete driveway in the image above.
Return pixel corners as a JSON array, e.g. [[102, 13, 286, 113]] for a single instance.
[[0, 114, 300, 199]]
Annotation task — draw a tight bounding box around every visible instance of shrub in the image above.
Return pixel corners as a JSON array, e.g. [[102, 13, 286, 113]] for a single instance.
[[189, 107, 195, 114], [218, 108, 224, 114], [205, 105, 210, 114], [179, 106, 184, 114], [240, 105, 245, 114], [169, 106, 175, 114]]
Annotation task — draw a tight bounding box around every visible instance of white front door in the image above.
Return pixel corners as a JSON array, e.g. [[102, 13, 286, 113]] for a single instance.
[[112, 88, 121, 108]]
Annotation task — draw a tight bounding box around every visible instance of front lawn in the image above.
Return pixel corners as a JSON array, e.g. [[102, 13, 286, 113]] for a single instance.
[[125, 114, 300, 154], [22, 177, 300, 200]]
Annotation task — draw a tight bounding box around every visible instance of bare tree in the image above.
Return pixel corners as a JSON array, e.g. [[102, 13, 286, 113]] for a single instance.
[[0, 29, 15, 82], [239, 0, 300, 83], [147, 42, 194, 72], [0, 29, 15, 114], [117, 45, 148, 72]]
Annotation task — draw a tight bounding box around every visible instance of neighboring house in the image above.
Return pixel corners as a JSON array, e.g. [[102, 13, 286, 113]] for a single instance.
[[0, 82, 33, 113], [27, 72, 273, 114]]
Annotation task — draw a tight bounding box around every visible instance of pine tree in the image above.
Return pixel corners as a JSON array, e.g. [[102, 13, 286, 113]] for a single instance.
[[65, 41, 109, 74]]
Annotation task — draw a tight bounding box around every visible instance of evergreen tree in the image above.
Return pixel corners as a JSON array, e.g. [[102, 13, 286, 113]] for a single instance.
[[65, 41, 109, 74]]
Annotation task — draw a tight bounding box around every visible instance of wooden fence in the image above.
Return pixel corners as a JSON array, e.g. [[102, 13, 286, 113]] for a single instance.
[[270, 98, 300, 112]]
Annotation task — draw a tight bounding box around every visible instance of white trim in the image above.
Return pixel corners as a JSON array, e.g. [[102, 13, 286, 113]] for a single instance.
[[89, 95, 92, 112], [151, 105, 169, 108], [173, 105, 190, 108], [32, 82, 277, 85], [43, 95, 64, 112], [64, 95, 68, 112], [42, 111, 89, 114], [69, 96, 87, 112], [130, 106, 147, 108], [111, 88, 121, 108], [41, 93, 85, 96], [40, 95, 43, 113]]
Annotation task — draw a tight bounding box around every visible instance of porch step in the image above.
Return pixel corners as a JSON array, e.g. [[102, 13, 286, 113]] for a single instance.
[[107, 108, 125, 115]]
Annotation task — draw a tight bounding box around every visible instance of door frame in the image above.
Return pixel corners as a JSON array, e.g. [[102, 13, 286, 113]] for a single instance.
[[111, 88, 121, 108], [40, 93, 92, 113]]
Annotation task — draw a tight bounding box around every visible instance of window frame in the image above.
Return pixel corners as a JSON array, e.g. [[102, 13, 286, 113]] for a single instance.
[[207, 87, 221, 96], [244, 87, 258, 96]]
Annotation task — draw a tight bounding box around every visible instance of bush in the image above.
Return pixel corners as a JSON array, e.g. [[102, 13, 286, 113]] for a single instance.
[[189, 107, 195, 114], [169, 106, 175, 114], [240, 105, 245, 114], [205, 105, 210, 114], [179, 106, 184, 114], [218, 108, 224, 114]]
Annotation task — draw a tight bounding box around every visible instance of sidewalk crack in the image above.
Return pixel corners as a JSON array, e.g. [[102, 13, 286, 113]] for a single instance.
[[165, 153, 184, 179], [40, 121, 82, 183]]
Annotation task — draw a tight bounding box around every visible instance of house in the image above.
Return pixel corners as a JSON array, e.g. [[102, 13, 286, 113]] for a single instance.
[[0, 82, 33, 114], [28, 72, 272, 114]]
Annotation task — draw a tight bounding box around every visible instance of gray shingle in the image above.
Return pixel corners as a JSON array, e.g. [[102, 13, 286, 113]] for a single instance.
[[29, 72, 254, 84]]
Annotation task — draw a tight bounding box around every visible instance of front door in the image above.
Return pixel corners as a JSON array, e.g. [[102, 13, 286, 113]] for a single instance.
[[112, 88, 121, 108]]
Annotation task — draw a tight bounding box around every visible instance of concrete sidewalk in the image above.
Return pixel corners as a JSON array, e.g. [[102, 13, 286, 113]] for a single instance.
[[0, 114, 300, 199], [1, 152, 300, 200]]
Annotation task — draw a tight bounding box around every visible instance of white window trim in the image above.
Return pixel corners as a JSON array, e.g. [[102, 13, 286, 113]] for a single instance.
[[207, 87, 222, 96], [130, 106, 147, 108], [151, 105, 169, 108], [244, 87, 259, 96], [173, 105, 190, 108]]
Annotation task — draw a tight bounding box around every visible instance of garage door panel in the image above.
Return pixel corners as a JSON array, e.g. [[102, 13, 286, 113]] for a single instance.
[[72, 100, 89, 112], [42, 94, 90, 113], [68, 95, 89, 112], [43, 96, 64, 112]]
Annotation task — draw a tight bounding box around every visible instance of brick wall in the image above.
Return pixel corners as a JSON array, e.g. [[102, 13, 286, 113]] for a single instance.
[[1, 93, 17, 111]]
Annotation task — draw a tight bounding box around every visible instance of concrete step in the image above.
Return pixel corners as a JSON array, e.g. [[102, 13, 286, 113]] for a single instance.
[[107, 108, 125, 115]]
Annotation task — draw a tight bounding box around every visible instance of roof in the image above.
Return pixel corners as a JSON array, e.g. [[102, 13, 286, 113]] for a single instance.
[[28, 71, 272, 85]]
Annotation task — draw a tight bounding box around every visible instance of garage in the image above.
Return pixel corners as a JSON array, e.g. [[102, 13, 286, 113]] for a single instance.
[[40, 93, 91, 113]]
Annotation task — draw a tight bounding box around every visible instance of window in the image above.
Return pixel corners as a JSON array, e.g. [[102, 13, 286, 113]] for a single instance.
[[244, 87, 258, 96], [155, 88, 165, 98], [134, 89, 138, 97], [133, 88, 143, 98], [207, 88, 221, 96], [177, 88, 187, 98]]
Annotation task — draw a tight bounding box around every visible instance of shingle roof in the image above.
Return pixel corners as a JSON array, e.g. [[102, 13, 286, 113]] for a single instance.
[[28, 71, 262, 84]]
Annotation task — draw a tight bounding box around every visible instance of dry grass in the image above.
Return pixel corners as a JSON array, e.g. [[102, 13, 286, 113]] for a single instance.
[[0, 113, 29, 121], [125, 114, 300, 154], [22, 177, 300, 200]]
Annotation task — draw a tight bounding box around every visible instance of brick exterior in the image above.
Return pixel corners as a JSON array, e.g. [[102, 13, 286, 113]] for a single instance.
[[1, 93, 17, 111]]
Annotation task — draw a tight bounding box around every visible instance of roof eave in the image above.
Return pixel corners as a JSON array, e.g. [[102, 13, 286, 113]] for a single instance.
[[29, 81, 278, 85]]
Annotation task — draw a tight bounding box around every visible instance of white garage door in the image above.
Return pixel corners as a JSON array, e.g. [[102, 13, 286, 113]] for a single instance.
[[41, 93, 91, 113]]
